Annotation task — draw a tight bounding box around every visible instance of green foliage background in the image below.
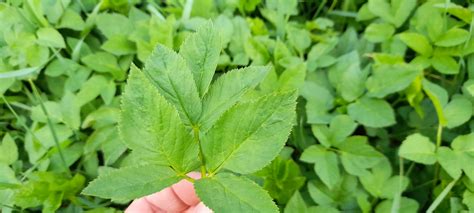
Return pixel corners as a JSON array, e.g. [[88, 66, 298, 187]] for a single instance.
[[2, 0, 474, 212]]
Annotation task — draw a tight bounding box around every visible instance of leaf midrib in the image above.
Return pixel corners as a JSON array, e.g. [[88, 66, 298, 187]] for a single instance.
[[210, 98, 287, 173]]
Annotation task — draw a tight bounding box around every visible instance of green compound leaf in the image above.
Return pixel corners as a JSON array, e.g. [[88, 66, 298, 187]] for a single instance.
[[364, 23, 395, 43], [43, 191, 63, 213], [434, 27, 470, 47], [95, 13, 133, 38], [287, 26, 312, 54], [285, 191, 310, 213], [347, 97, 395, 128], [328, 51, 365, 102], [202, 91, 297, 174], [368, 0, 416, 27], [337, 136, 384, 176], [437, 147, 462, 179], [329, 115, 357, 143], [278, 62, 307, 91], [443, 96, 473, 129], [199, 66, 270, 132], [255, 156, 306, 204], [310, 114, 357, 148], [452, 133, 474, 156], [82, 165, 181, 200], [195, 173, 278, 213], [179, 21, 222, 98], [375, 197, 419, 213], [452, 133, 474, 180], [0, 133, 18, 165], [391, 0, 417, 27], [36, 27, 66, 48], [14, 172, 84, 210], [367, 0, 392, 24], [398, 32, 432, 56], [310, 125, 332, 147], [366, 63, 422, 98], [422, 79, 448, 125], [120, 66, 198, 174], [300, 145, 340, 189], [301, 81, 334, 124], [101, 35, 136, 56], [284, 190, 339, 213], [76, 75, 109, 106], [81, 52, 123, 79], [143, 44, 202, 125], [431, 55, 460, 75], [399, 133, 436, 165], [360, 158, 409, 199], [58, 9, 85, 31]]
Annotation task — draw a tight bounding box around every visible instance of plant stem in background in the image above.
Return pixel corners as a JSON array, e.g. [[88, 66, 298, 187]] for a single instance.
[[182, 0, 194, 21], [1, 96, 50, 181], [28, 79, 70, 177], [147, 4, 165, 20], [391, 157, 404, 213], [433, 123, 443, 187], [426, 177, 458, 213]]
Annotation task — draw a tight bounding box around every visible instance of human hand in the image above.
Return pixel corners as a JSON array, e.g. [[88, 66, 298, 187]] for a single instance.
[[125, 172, 212, 213]]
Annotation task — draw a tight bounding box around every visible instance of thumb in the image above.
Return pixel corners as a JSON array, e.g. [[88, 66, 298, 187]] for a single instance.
[[172, 172, 201, 206]]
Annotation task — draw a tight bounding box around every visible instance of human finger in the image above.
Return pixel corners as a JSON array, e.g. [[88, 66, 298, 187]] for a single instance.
[[144, 187, 188, 212], [125, 197, 161, 213], [184, 202, 213, 213], [172, 172, 201, 206]]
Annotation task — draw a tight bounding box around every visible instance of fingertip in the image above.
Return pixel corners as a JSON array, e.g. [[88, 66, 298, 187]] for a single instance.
[[145, 187, 189, 212], [183, 205, 196, 213], [125, 198, 155, 213], [187, 172, 201, 179], [194, 202, 213, 213], [172, 172, 201, 206], [183, 202, 212, 213]]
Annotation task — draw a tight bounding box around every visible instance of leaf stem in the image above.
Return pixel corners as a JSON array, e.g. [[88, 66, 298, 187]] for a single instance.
[[314, 0, 328, 19], [147, 4, 165, 21], [406, 179, 436, 192], [193, 126, 207, 177], [328, 0, 338, 13], [9, 102, 31, 111], [391, 157, 404, 213], [28, 79, 71, 177], [424, 83, 445, 187], [24, 0, 48, 27], [1, 96, 54, 182], [426, 177, 458, 213], [0, 203, 21, 211], [181, 0, 194, 21], [435, 123, 443, 150], [433, 123, 443, 187], [1, 96, 42, 145], [182, 175, 195, 183], [405, 162, 415, 177]]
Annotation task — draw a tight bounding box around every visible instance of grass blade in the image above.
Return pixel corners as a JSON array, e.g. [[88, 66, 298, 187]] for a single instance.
[[426, 178, 458, 213], [27, 79, 71, 176], [0, 67, 40, 79]]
